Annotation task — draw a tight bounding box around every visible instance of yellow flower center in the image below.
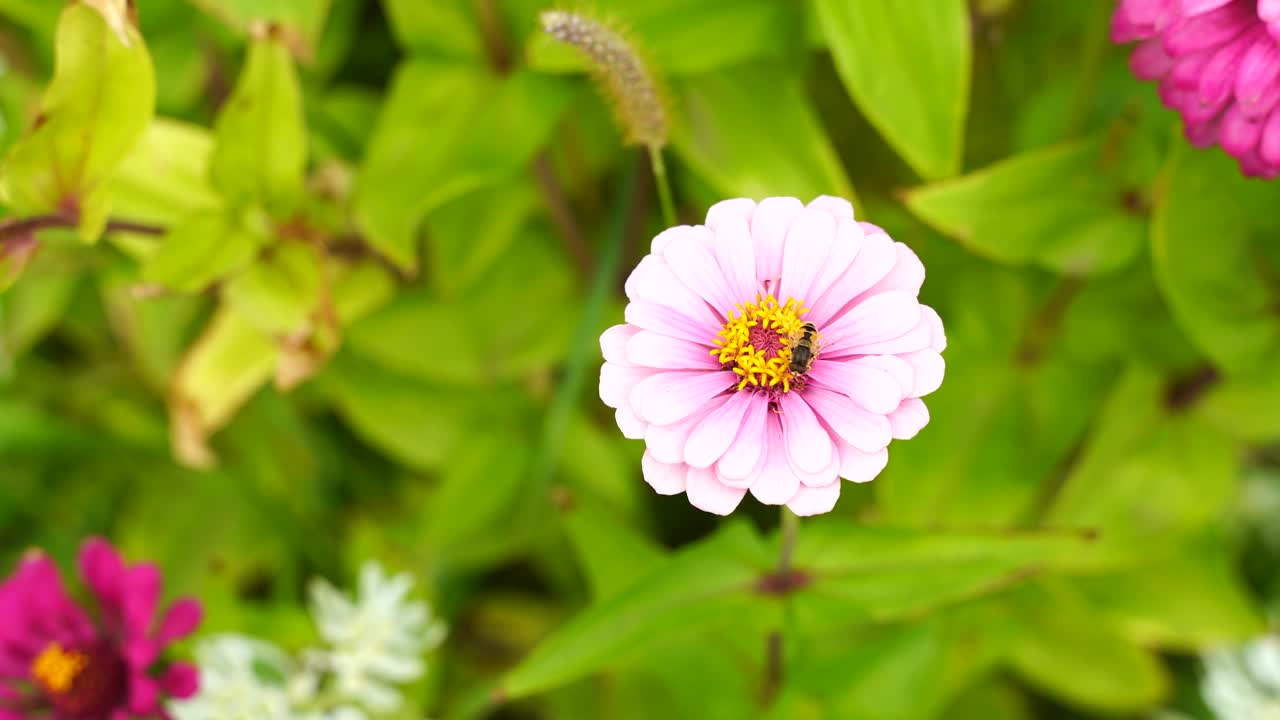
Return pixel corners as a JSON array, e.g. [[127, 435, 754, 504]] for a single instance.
[[711, 293, 810, 393], [31, 642, 87, 694]]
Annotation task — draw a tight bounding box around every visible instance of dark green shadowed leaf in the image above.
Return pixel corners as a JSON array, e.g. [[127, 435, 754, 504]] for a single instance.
[[382, 0, 486, 60], [815, 0, 970, 180], [563, 497, 665, 601], [1152, 142, 1280, 376]]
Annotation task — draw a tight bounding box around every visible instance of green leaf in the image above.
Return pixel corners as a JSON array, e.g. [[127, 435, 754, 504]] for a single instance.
[[330, 259, 396, 324], [170, 305, 278, 466], [190, 0, 334, 52], [223, 242, 322, 336], [0, 245, 79, 356], [381, 0, 485, 60], [142, 210, 264, 292], [109, 119, 221, 226], [793, 621, 947, 720], [526, 0, 800, 76], [1199, 367, 1280, 441], [355, 65, 571, 269], [426, 430, 532, 557], [672, 62, 854, 203], [1047, 366, 1238, 542], [346, 228, 575, 385], [563, 497, 665, 600], [501, 521, 774, 699], [318, 351, 476, 472], [557, 412, 643, 519], [814, 0, 970, 179], [1075, 534, 1263, 650], [211, 37, 307, 213], [0, 4, 154, 240], [1152, 142, 1280, 375], [424, 182, 537, 297], [1006, 580, 1167, 712], [790, 521, 1099, 627], [115, 464, 306, 641], [905, 136, 1147, 274], [945, 680, 1032, 720]]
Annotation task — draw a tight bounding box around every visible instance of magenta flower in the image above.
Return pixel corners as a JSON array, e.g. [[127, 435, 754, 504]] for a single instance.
[[599, 196, 945, 516], [0, 539, 201, 719], [1113, 0, 1280, 178]]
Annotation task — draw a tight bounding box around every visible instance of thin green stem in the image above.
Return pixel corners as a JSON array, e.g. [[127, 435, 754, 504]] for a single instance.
[[777, 507, 799, 573], [763, 508, 800, 706], [648, 144, 676, 227]]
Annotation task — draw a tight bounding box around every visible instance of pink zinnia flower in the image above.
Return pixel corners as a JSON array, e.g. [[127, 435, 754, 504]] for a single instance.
[[1113, 0, 1280, 178], [0, 539, 201, 719], [599, 196, 945, 516]]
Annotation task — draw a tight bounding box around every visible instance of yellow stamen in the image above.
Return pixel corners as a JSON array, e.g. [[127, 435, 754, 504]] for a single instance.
[[710, 293, 809, 392], [31, 642, 87, 694]]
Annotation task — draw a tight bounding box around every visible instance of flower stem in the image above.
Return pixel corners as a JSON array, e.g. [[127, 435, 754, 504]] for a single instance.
[[777, 507, 799, 573], [647, 144, 676, 227], [763, 508, 800, 705]]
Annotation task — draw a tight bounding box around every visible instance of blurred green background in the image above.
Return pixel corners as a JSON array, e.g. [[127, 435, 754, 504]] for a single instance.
[[2, 1, 1280, 718]]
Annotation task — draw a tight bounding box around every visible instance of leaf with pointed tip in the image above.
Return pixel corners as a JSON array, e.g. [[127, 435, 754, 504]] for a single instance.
[[673, 62, 855, 204], [1152, 142, 1280, 376], [142, 210, 264, 292], [815, 0, 970, 179], [211, 37, 307, 213], [0, 4, 154, 240], [905, 137, 1147, 275]]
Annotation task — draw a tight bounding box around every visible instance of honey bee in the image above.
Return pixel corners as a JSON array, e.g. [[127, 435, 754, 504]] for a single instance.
[[788, 322, 819, 377]]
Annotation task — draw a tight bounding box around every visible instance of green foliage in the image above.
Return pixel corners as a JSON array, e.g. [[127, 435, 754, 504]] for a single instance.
[[210, 36, 307, 213], [0, 4, 154, 239], [906, 134, 1151, 274], [815, 0, 970, 180], [2, 2, 1279, 720]]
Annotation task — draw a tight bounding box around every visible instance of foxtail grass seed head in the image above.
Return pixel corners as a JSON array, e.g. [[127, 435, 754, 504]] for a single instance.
[[541, 10, 668, 148]]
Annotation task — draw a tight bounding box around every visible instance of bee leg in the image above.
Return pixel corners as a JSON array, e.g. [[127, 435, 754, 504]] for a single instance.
[[769, 400, 783, 414]]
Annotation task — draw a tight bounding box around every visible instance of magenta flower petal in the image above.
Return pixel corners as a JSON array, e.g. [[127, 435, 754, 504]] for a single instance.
[[1116, 0, 1280, 175], [160, 662, 199, 699], [2, 540, 202, 719], [1261, 106, 1280, 164], [599, 196, 944, 516], [156, 599, 202, 645]]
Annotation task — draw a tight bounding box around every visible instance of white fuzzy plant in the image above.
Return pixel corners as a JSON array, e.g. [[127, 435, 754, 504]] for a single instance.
[[172, 563, 446, 720]]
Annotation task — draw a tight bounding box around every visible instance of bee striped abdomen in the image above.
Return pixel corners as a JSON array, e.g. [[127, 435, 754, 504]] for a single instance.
[[788, 322, 819, 376]]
